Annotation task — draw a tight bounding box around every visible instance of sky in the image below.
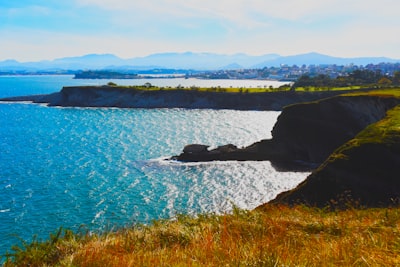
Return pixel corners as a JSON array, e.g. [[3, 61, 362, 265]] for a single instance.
[[0, 0, 399, 61]]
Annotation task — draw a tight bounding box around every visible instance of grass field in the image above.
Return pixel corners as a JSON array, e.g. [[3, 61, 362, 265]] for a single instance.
[[104, 83, 292, 93], [105, 83, 400, 94], [3, 205, 400, 266], [343, 87, 400, 98]]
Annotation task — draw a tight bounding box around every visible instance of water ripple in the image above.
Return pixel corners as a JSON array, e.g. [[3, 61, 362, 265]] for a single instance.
[[0, 104, 309, 257]]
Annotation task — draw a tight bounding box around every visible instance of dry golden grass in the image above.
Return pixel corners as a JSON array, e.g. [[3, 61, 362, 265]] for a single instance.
[[4, 205, 400, 266]]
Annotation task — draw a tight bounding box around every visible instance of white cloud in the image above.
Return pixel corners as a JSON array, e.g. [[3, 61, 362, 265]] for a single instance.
[[1, 0, 399, 61], [76, 0, 400, 23], [0, 28, 209, 61], [72, 0, 400, 47], [2, 5, 51, 17]]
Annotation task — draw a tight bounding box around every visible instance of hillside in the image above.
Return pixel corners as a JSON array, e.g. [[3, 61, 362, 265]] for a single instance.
[[272, 95, 400, 207]]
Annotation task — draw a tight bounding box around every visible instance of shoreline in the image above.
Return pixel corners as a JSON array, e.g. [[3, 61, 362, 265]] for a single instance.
[[0, 85, 380, 110]]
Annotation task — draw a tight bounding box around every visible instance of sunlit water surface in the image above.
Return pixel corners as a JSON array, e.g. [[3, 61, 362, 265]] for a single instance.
[[0, 76, 308, 256]]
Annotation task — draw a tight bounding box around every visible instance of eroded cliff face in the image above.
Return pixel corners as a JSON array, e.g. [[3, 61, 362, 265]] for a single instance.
[[271, 106, 400, 208], [270, 95, 400, 165], [53, 86, 359, 110], [173, 94, 400, 171]]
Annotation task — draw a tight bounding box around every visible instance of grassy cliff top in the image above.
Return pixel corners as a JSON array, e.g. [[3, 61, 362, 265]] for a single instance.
[[92, 83, 291, 93], [338, 105, 400, 149], [342, 87, 400, 98], [80, 83, 400, 94], [335, 88, 400, 150]]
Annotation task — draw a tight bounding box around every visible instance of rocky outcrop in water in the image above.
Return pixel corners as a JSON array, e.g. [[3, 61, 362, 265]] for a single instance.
[[173, 95, 400, 171]]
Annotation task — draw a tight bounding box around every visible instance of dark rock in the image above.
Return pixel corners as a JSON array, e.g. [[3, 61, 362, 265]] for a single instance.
[[270, 106, 400, 208], [183, 144, 209, 154], [269, 95, 400, 165], [172, 94, 400, 172], [172, 144, 242, 162], [213, 144, 238, 153]]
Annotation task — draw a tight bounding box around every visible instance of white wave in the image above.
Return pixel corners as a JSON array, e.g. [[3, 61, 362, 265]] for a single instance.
[[0, 209, 10, 213], [96, 198, 105, 207], [92, 210, 105, 224], [148, 157, 265, 167], [0, 101, 34, 104]]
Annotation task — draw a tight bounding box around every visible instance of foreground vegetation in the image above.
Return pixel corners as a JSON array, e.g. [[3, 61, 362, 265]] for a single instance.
[[3, 205, 400, 266]]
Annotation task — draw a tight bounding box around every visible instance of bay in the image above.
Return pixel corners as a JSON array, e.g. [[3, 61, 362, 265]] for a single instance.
[[0, 75, 307, 257]]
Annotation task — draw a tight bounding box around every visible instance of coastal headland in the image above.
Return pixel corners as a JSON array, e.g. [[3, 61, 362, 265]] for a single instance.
[[173, 94, 400, 170], [3, 85, 400, 265], [0, 84, 375, 110], [173, 88, 400, 207], [3, 85, 400, 207], [271, 95, 400, 208]]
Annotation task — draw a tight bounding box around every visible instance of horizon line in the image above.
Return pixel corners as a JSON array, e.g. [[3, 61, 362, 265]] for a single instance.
[[1, 51, 400, 63]]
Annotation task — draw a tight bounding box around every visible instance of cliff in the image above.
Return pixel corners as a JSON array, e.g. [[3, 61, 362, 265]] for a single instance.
[[4, 85, 400, 206], [269, 95, 400, 164], [271, 105, 400, 207], [173, 94, 400, 171], [0, 85, 374, 110]]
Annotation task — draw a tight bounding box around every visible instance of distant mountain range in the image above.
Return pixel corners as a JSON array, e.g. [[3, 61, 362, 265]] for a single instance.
[[1, 52, 399, 72]]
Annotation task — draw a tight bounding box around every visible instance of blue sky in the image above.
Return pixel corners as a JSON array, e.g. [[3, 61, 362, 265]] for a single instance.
[[1, 0, 399, 61]]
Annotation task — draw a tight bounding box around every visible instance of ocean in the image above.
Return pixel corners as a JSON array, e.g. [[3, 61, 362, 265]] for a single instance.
[[0, 75, 308, 257]]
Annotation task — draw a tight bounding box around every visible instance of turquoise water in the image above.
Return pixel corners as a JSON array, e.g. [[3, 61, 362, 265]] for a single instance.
[[0, 76, 307, 257]]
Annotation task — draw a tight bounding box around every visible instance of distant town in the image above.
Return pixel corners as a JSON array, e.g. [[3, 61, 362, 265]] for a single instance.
[[1, 62, 400, 82], [191, 62, 400, 81]]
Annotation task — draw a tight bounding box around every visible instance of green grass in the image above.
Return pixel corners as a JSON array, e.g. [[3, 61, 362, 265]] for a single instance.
[[308, 89, 400, 165], [357, 106, 400, 142], [3, 205, 400, 266], [294, 85, 363, 92], [101, 84, 292, 93], [340, 87, 400, 97], [332, 105, 400, 154], [103, 83, 400, 94], [336, 88, 400, 149]]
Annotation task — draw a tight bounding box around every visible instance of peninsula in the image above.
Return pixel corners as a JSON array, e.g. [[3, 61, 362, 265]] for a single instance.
[[0, 84, 378, 110]]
